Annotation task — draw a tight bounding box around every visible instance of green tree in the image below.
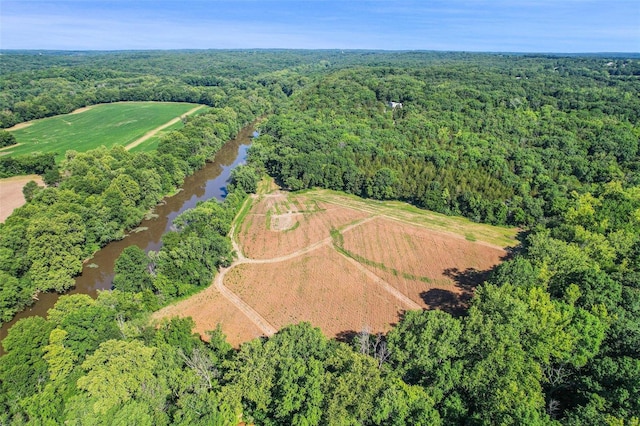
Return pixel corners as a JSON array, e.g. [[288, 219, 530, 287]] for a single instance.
[[322, 344, 384, 425], [60, 303, 120, 360], [22, 180, 40, 202], [113, 245, 152, 293], [367, 167, 398, 200], [230, 165, 260, 193], [372, 377, 441, 426], [26, 212, 86, 292], [0, 130, 16, 148], [0, 316, 54, 406], [387, 310, 464, 402], [77, 339, 157, 415], [47, 294, 95, 325], [42, 328, 77, 382]]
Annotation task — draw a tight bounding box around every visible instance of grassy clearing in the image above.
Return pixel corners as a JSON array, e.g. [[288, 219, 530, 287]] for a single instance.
[[7, 102, 201, 160], [234, 196, 254, 237], [256, 175, 280, 195], [310, 189, 519, 248]]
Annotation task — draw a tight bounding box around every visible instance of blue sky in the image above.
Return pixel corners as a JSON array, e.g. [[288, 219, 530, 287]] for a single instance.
[[1, 1, 638, 52]]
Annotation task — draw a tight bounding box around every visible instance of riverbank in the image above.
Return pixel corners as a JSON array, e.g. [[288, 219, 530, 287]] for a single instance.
[[0, 121, 257, 352]]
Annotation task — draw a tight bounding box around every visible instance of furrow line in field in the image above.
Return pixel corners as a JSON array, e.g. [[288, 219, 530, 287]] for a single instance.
[[216, 213, 379, 335], [333, 247, 422, 311]]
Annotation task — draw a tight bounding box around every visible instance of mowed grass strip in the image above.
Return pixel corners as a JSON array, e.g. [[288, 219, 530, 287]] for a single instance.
[[308, 189, 519, 248], [7, 102, 201, 160]]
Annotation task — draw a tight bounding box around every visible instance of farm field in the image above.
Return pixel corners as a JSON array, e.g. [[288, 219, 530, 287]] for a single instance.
[[0, 174, 44, 223], [237, 192, 370, 259], [225, 245, 410, 338], [338, 216, 506, 314], [151, 286, 265, 347], [127, 103, 210, 153], [6, 102, 204, 159], [156, 185, 519, 344]]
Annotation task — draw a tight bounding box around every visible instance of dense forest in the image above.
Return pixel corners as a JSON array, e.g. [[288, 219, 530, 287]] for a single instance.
[[0, 50, 639, 424]]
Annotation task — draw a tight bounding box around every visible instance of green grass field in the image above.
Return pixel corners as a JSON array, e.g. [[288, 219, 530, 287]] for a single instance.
[[127, 105, 210, 153], [5, 102, 201, 160]]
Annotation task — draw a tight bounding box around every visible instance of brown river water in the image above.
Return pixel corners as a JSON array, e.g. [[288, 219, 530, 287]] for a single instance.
[[0, 124, 255, 349]]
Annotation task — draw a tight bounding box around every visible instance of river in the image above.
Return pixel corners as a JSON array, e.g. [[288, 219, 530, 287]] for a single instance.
[[0, 123, 255, 347]]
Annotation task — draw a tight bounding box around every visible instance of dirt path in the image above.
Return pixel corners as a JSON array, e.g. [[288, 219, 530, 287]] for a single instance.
[[188, 204, 422, 339], [5, 122, 32, 131], [0, 143, 22, 152], [4, 105, 96, 132], [124, 105, 206, 151], [213, 264, 278, 336], [69, 105, 95, 115]]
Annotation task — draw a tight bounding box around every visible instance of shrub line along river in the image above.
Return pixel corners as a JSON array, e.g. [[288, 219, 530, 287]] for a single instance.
[[0, 122, 256, 349]]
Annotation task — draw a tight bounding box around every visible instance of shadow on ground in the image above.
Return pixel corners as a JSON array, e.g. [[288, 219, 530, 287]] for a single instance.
[[421, 267, 494, 317]]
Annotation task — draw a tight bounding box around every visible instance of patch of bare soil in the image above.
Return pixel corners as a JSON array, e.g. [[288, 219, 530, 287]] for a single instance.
[[0, 175, 44, 223], [238, 192, 369, 259], [341, 217, 506, 313], [69, 105, 95, 115], [152, 287, 265, 348], [156, 191, 511, 346], [270, 212, 302, 231], [224, 245, 411, 339], [6, 122, 32, 131]]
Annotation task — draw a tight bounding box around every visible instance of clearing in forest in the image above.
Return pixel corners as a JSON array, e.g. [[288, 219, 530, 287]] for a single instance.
[[155, 183, 519, 345], [6, 102, 204, 160], [0, 174, 44, 223]]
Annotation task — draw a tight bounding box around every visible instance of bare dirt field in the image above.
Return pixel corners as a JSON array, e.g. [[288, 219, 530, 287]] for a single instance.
[[224, 245, 410, 339], [340, 217, 506, 312], [155, 185, 519, 345], [152, 286, 265, 347], [69, 105, 96, 115], [237, 192, 369, 259], [0, 174, 44, 223]]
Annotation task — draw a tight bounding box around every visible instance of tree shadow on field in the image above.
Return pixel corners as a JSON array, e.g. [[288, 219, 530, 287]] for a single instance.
[[420, 288, 467, 317], [335, 320, 399, 346], [335, 330, 358, 345], [420, 267, 494, 317], [501, 244, 521, 262]]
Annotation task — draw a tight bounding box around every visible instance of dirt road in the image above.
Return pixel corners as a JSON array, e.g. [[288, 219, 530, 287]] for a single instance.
[[165, 207, 419, 339], [124, 104, 206, 151]]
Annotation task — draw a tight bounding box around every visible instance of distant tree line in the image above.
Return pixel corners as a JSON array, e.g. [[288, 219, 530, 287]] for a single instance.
[[250, 63, 639, 226]]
